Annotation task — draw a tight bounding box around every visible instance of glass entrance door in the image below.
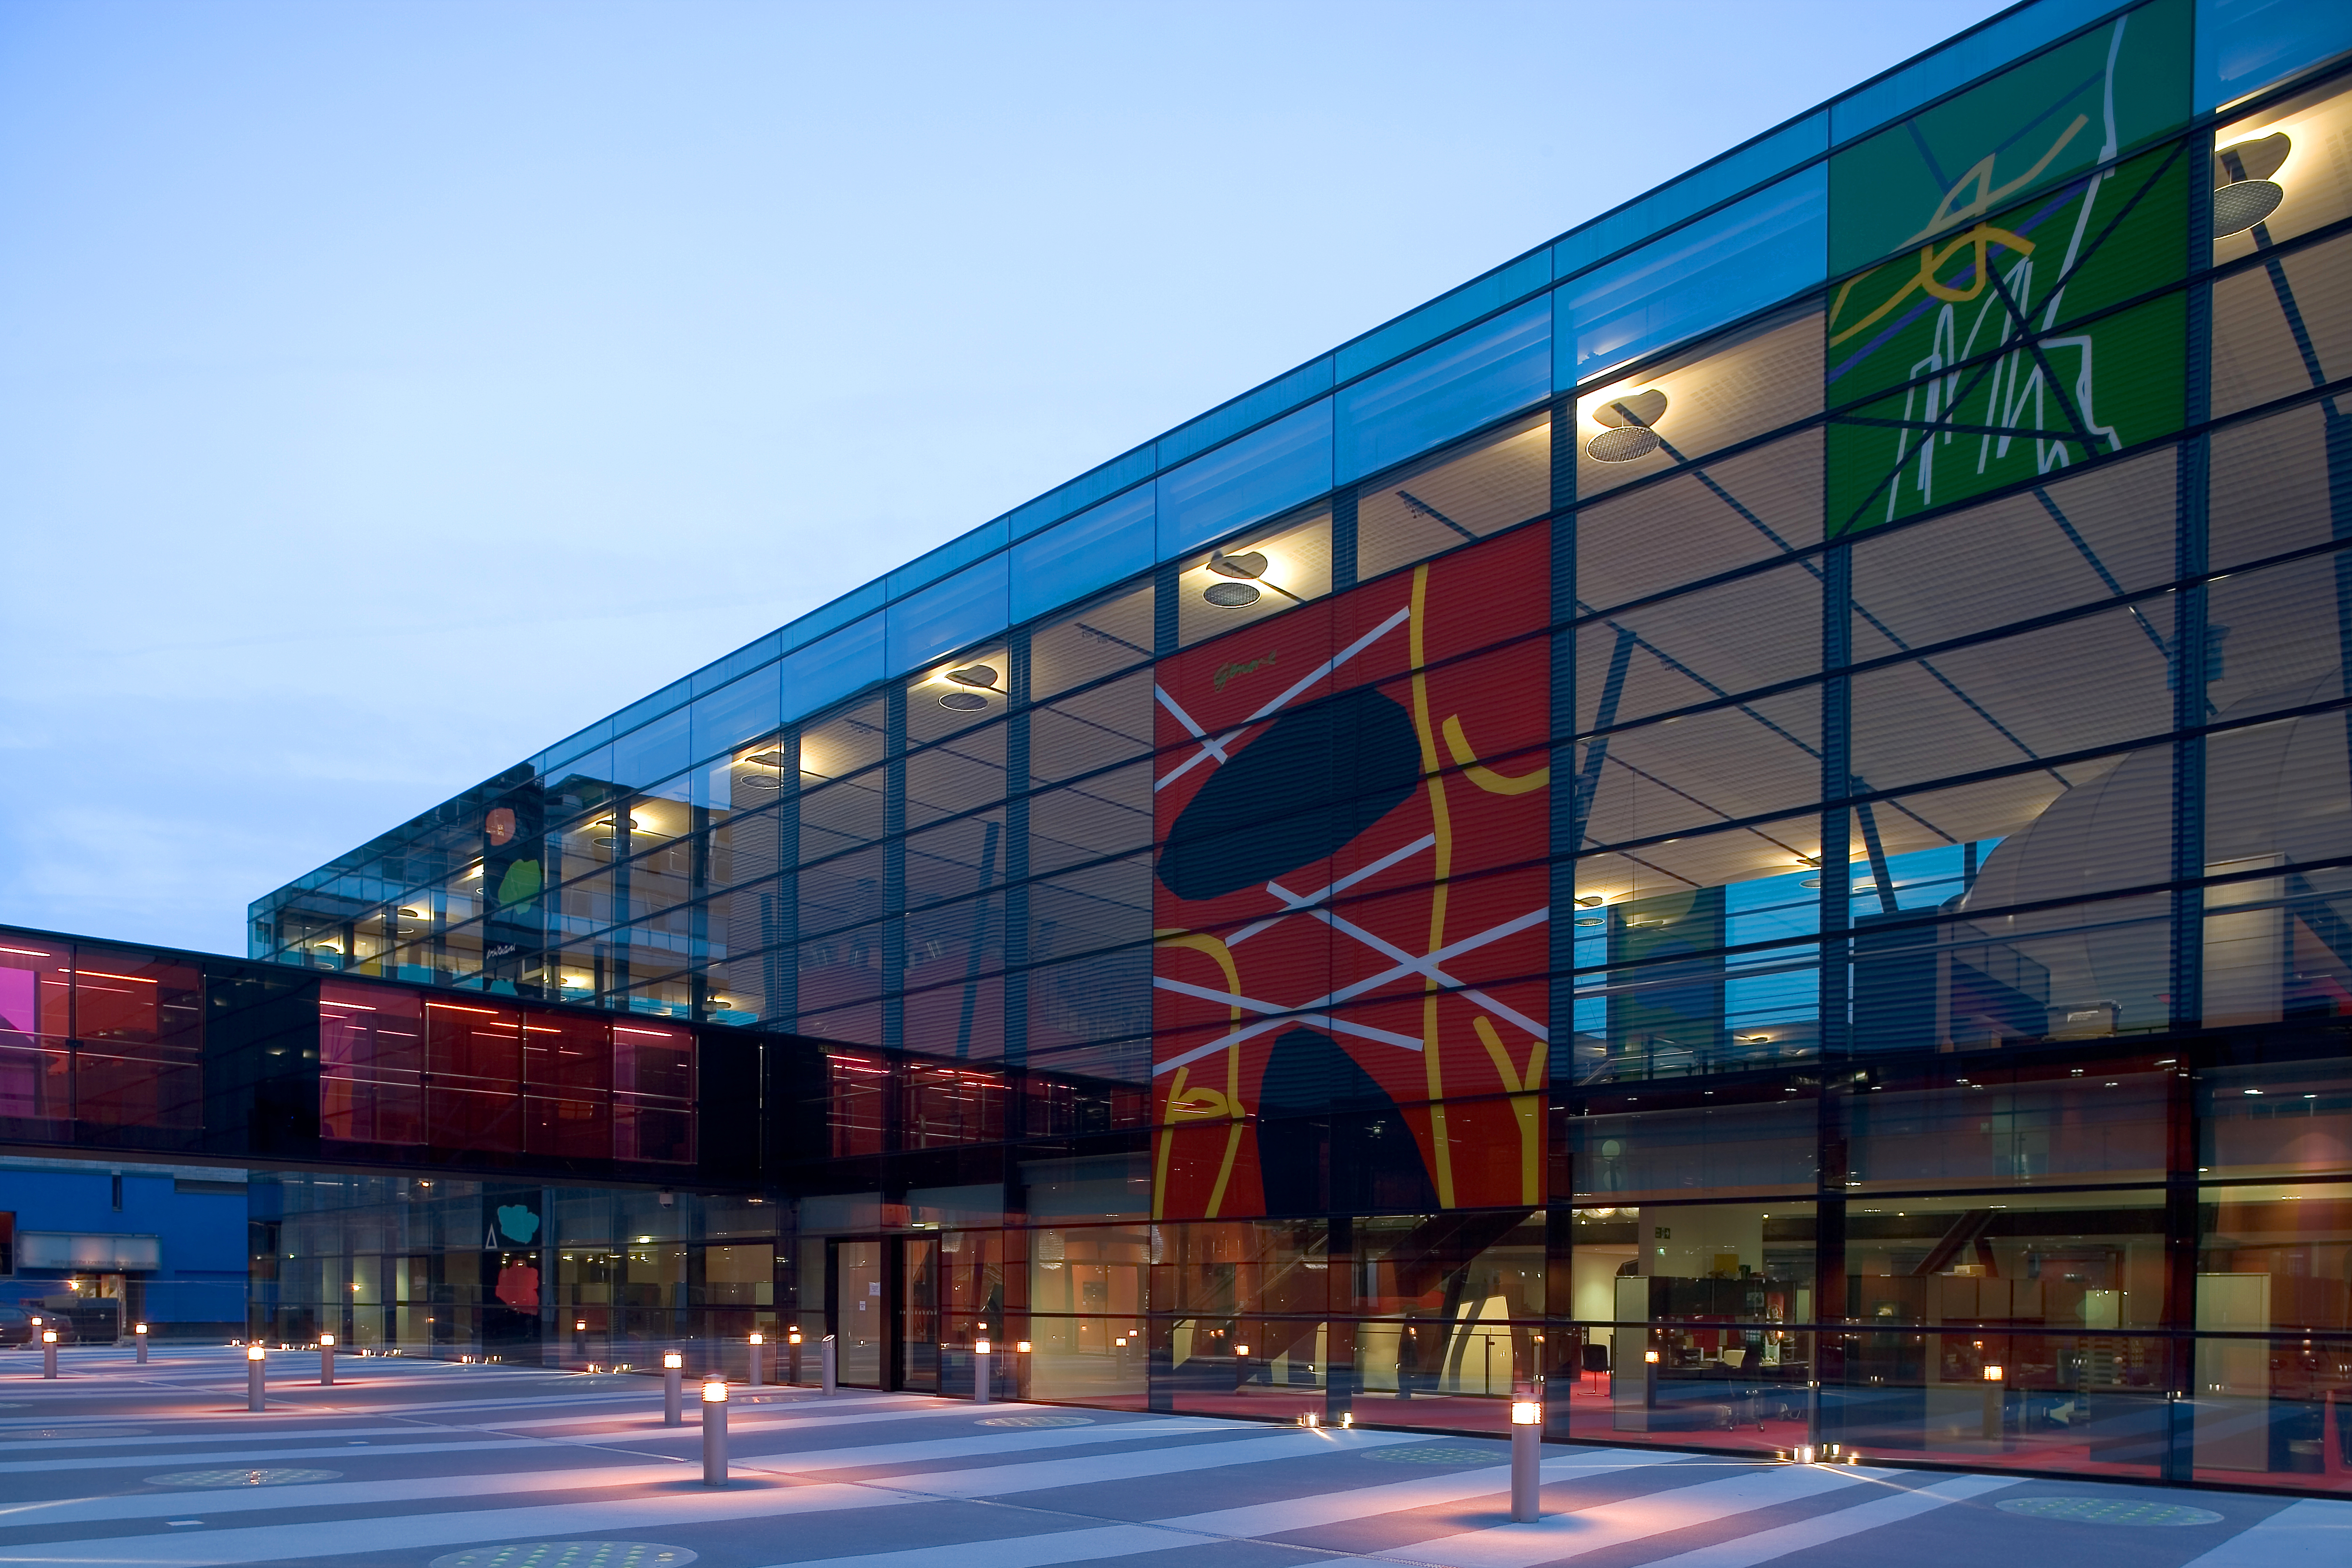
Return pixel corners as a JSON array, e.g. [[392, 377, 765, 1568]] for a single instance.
[[835, 1239, 883, 1387]]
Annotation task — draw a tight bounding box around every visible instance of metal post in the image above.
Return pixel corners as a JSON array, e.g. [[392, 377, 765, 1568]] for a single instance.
[[663, 1353, 684, 1426], [747, 1334, 764, 1388], [701, 1378, 729, 1485], [972, 1339, 991, 1405], [787, 1330, 802, 1386], [41, 1332, 57, 1380], [1511, 1399, 1542, 1522], [821, 1334, 837, 1396], [246, 1346, 266, 1412], [1980, 1364, 2004, 1444], [135, 1323, 148, 1363], [320, 1333, 336, 1386]]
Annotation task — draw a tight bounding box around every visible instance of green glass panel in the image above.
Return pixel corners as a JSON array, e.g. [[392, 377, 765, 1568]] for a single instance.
[[1828, 0, 2191, 278], [1825, 200, 2192, 540]]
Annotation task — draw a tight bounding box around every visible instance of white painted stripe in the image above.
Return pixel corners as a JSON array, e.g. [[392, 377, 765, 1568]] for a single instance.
[[0, 1479, 941, 1567], [748, 1426, 1427, 1499], [1369, 1461, 1867, 1567], [1633, 1472, 2021, 1568], [2179, 1497, 2352, 1568], [760, 1448, 1679, 1568], [1158, 1448, 1668, 1537]]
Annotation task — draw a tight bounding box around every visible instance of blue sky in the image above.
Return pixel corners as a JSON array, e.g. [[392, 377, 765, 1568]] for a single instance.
[[0, 0, 2004, 955]]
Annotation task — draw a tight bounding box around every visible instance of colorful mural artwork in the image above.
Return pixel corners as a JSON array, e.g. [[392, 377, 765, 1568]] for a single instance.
[[1151, 525, 1553, 1220], [1825, 0, 2191, 533]]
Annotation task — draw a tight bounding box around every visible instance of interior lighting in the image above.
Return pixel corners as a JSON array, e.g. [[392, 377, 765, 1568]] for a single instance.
[[2213, 132, 2289, 236], [940, 665, 1000, 710], [1587, 390, 1669, 462], [1203, 548, 1278, 608]]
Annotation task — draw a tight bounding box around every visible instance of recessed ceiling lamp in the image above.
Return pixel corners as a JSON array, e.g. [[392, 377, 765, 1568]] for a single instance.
[[1587, 389, 1668, 463], [939, 663, 999, 709], [2213, 133, 2289, 237], [1203, 548, 1266, 607]]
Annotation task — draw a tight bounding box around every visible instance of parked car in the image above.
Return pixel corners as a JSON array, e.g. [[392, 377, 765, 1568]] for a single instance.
[[0, 1307, 76, 1347]]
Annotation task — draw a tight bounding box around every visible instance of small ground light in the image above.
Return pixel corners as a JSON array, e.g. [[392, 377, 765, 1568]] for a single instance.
[[247, 1345, 264, 1360], [320, 1333, 335, 1346], [703, 1377, 727, 1402], [1982, 1364, 2004, 1380], [1339, 1412, 1353, 1428], [42, 1330, 56, 1344], [1644, 1350, 1659, 1363], [1114, 1337, 1127, 1347], [575, 1321, 587, 1331], [1511, 1400, 1542, 1424], [1015, 1341, 1031, 1354], [1234, 1344, 1250, 1356], [974, 1338, 991, 1355], [788, 1329, 802, 1344], [749, 1331, 763, 1344], [664, 1352, 683, 1368]]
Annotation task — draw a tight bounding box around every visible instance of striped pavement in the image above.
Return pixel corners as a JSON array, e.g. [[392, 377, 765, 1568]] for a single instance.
[[0, 1346, 2336, 1567]]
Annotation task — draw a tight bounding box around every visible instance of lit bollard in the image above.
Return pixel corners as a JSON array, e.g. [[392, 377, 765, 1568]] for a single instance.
[[701, 1377, 729, 1485], [972, 1338, 991, 1405], [1510, 1398, 1543, 1522], [41, 1330, 57, 1380], [663, 1352, 685, 1426], [1980, 1363, 2005, 1443], [1015, 1340, 1031, 1401], [747, 1332, 765, 1388], [820, 1334, 837, 1396], [787, 1328, 802, 1385], [1234, 1341, 1251, 1393], [135, 1323, 148, 1363], [319, 1332, 336, 1386], [246, 1344, 267, 1412]]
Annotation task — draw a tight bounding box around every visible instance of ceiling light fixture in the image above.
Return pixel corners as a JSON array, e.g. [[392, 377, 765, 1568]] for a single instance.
[[1587, 390, 1669, 462], [2213, 133, 2288, 237], [939, 664, 1000, 709], [1202, 547, 1270, 608]]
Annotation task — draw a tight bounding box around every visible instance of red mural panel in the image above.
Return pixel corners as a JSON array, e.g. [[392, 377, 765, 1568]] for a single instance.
[[1151, 527, 1552, 1219]]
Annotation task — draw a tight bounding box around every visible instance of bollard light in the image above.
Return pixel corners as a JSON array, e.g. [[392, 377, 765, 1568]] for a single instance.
[[320, 1333, 335, 1346], [246, 1344, 267, 1411], [1981, 1364, 2004, 1381], [135, 1322, 149, 1363], [247, 1344, 266, 1361], [787, 1329, 802, 1345], [1509, 1398, 1542, 1521], [1644, 1350, 1659, 1364], [664, 1352, 683, 1368], [749, 1332, 763, 1345], [41, 1330, 56, 1344], [575, 1320, 587, 1332], [662, 1353, 686, 1427], [1339, 1411, 1353, 1428], [1015, 1341, 1031, 1354], [319, 1332, 337, 1386], [135, 1323, 147, 1335], [1234, 1343, 1249, 1356], [701, 1377, 730, 1486], [974, 1338, 991, 1356], [41, 1329, 57, 1380]]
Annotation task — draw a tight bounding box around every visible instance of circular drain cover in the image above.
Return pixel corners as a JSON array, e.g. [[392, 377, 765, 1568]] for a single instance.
[[978, 1414, 1093, 1428], [8, 1427, 150, 1440], [1996, 1497, 2223, 1527], [1364, 1444, 1501, 1464], [428, 1546, 698, 1568], [147, 1468, 341, 1488]]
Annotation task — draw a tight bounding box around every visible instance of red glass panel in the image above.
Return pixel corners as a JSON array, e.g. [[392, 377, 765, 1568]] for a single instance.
[[524, 1009, 612, 1158], [424, 1000, 523, 1151], [319, 981, 424, 1143]]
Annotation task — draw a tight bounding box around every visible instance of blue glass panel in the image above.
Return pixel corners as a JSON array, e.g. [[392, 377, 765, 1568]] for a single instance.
[[781, 612, 884, 721], [1155, 357, 1335, 468], [1155, 399, 1334, 557], [783, 580, 885, 653], [1554, 113, 1829, 279], [690, 662, 783, 761], [537, 718, 613, 779], [1831, 0, 2117, 142], [1336, 296, 1552, 483], [1011, 484, 1156, 622], [610, 708, 692, 789], [1006, 445, 1156, 542], [694, 631, 782, 695], [2200, 0, 2352, 107], [609, 678, 691, 740], [886, 518, 1011, 601], [886, 551, 1010, 676], [1557, 165, 1827, 387], [1334, 252, 1552, 381]]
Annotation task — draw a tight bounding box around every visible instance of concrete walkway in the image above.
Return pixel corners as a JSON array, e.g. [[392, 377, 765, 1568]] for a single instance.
[[0, 1346, 2340, 1567]]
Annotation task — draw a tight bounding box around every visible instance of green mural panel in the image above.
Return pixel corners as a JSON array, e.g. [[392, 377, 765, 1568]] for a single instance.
[[1824, 140, 2189, 536], [1828, 0, 2190, 278]]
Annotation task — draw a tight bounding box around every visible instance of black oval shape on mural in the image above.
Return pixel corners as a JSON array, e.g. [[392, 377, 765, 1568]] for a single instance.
[[1156, 684, 1422, 902]]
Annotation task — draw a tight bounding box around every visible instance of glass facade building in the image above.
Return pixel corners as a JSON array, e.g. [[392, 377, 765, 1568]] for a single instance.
[[102, 0, 2352, 1496]]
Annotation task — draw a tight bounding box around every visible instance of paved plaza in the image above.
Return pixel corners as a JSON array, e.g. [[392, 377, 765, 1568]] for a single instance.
[[0, 1346, 2339, 1567]]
